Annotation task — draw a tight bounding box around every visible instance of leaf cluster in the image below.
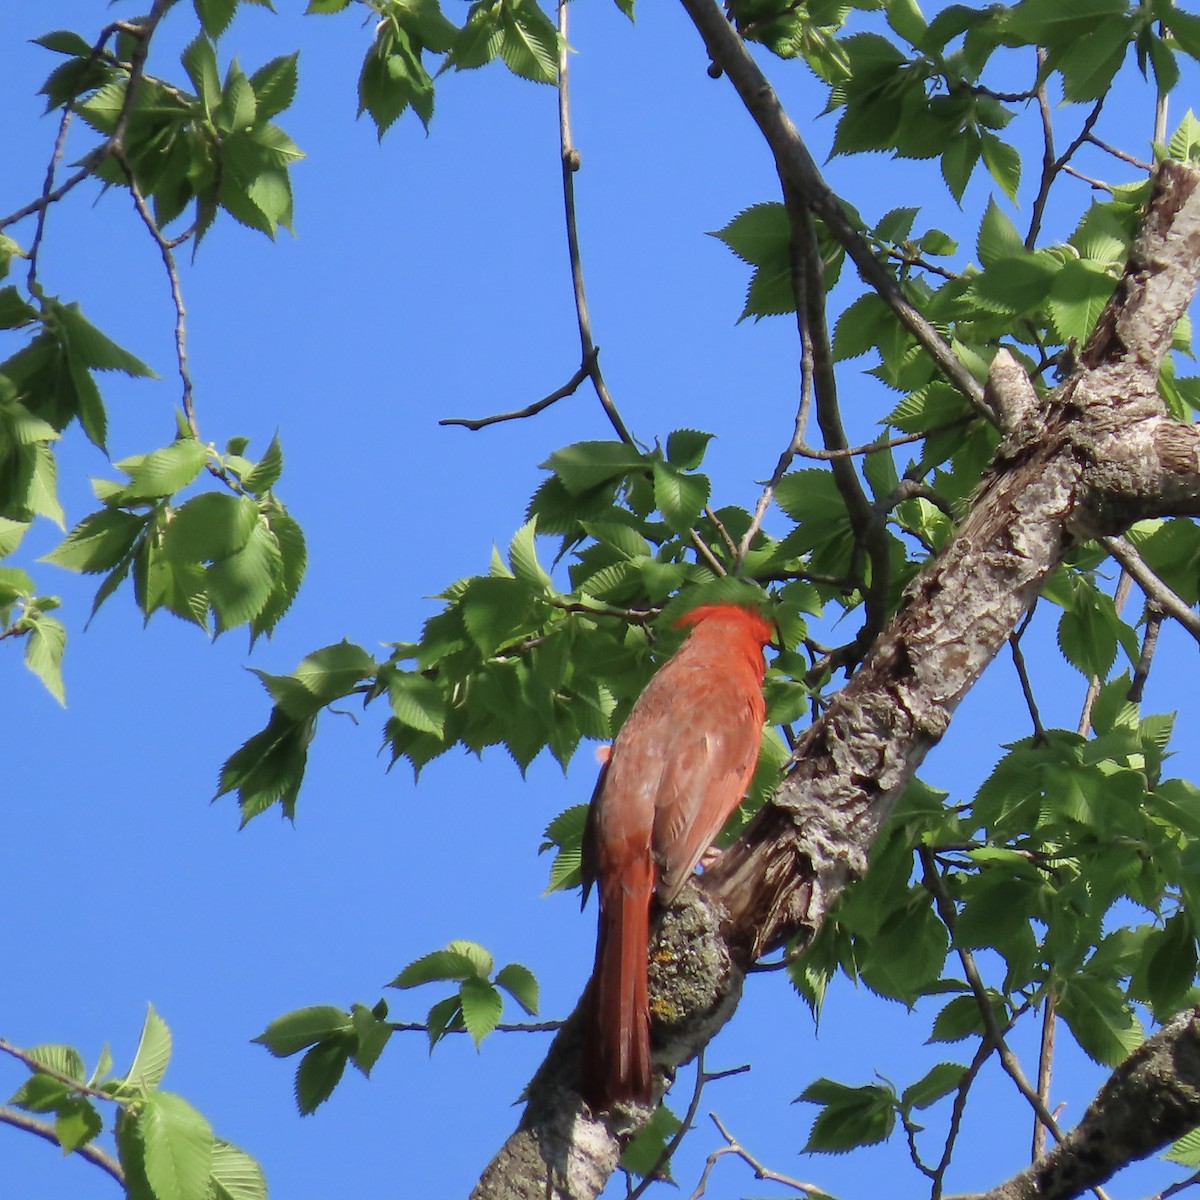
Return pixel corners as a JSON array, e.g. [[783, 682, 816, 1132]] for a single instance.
[[5, 1005, 266, 1200], [255, 939, 538, 1113]]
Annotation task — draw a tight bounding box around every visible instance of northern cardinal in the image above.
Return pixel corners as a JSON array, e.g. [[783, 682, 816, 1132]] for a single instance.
[[580, 602, 773, 1109]]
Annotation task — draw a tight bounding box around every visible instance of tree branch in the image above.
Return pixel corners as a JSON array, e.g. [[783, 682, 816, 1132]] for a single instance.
[[0, 1105, 124, 1187], [677, 0, 990, 419]]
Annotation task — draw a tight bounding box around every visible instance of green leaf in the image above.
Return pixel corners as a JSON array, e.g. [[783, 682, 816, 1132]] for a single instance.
[[495, 963, 539, 1015], [195, 0, 238, 39], [1048, 260, 1117, 343], [498, 0, 559, 83], [979, 131, 1020, 202], [460, 575, 537, 655], [253, 1006, 353, 1058], [941, 128, 981, 202], [976, 197, 1025, 267], [507, 519, 551, 588], [24, 613, 66, 704], [243, 433, 284, 494], [387, 669, 447, 737], [140, 1092, 214, 1200], [902, 1062, 967, 1110], [210, 1140, 268, 1200], [1057, 580, 1123, 679], [620, 1103, 683, 1178], [708, 202, 795, 320], [118, 440, 209, 500], [1058, 974, 1143, 1066], [164, 493, 259, 563], [252, 640, 376, 719], [349, 1003, 392, 1076], [295, 1040, 350, 1115], [207, 519, 283, 630], [540, 802, 589, 893], [798, 1078, 896, 1152], [459, 976, 503, 1047], [250, 508, 306, 640], [249, 53, 300, 122], [652, 461, 710, 531], [42, 508, 146, 574], [121, 1004, 173, 1094], [182, 34, 222, 113], [541, 440, 648, 495], [55, 1097, 103, 1154], [665, 428, 715, 470], [216, 707, 317, 824], [390, 943, 493, 989], [1005, 0, 1126, 44]]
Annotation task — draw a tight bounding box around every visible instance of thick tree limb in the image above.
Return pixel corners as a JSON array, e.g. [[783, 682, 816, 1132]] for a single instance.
[[470, 160, 1200, 1200]]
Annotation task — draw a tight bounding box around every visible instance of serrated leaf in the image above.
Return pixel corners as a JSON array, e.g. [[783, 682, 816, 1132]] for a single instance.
[[295, 1040, 349, 1115], [250, 508, 306, 641], [542, 440, 648, 495], [979, 131, 1020, 202], [122, 1004, 172, 1094], [24, 614, 66, 704], [386, 669, 446, 737], [495, 963, 538, 1015], [250, 53, 299, 121], [216, 707, 317, 824], [56, 1097, 103, 1154], [349, 1003, 392, 1076], [540, 801, 589, 893], [459, 976, 503, 1047], [798, 1079, 896, 1153], [182, 33, 222, 113], [253, 1006, 353, 1058], [652, 460, 709, 532], [665, 428, 714, 470], [164, 493, 259, 563], [507, 519, 551, 588], [210, 1140, 268, 1200], [390, 945, 492, 989], [42, 508, 146, 574], [118, 440, 209, 500], [243, 434, 284, 494], [620, 1103, 683, 1178], [902, 1062, 967, 1110], [207, 519, 283, 630], [140, 1092, 214, 1200]]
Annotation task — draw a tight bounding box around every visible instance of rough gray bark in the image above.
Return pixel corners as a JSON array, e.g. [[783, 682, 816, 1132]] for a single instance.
[[468, 13, 1200, 1199]]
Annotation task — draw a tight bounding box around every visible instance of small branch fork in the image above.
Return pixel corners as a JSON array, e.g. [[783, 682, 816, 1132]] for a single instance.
[[0, 1037, 125, 1185], [441, 2, 632, 446]]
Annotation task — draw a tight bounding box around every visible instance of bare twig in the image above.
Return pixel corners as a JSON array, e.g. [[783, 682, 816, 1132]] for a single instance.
[[626, 1050, 719, 1200], [1085, 134, 1153, 173], [390, 1020, 561, 1034], [1028, 88, 1105, 249], [793, 420, 971, 462], [1101, 535, 1200, 643], [440, 351, 598, 430], [556, 0, 632, 447], [1033, 989, 1058, 1160], [1128, 605, 1163, 704], [1009, 606, 1047, 741], [1062, 166, 1114, 194], [690, 1112, 823, 1199], [0, 1106, 124, 1186]]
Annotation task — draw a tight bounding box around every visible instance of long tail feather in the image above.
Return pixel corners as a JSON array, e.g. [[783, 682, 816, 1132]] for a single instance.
[[581, 876, 653, 1108]]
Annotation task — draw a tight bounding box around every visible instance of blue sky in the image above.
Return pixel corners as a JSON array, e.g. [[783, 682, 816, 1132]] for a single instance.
[[4, 3, 1200, 1197]]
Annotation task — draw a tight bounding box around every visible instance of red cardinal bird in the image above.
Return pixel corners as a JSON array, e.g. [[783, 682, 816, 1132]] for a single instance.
[[580, 602, 773, 1109]]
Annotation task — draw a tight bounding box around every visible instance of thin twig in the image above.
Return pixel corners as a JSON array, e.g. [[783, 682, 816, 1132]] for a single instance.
[[1009, 606, 1047, 741], [440, 351, 598, 430], [1033, 988, 1058, 1160], [1062, 166, 1114, 194], [1101, 535, 1200, 643], [930, 1036, 995, 1200], [390, 1020, 561, 1034], [690, 1112, 822, 1199], [1128, 605, 1163, 704], [1028, 88, 1105, 249], [793, 419, 971, 462], [0, 1038, 116, 1107], [1085, 134, 1153, 173], [627, 1050, 717, 1200], [0, 1105, 124, 1186], [918, 851, 1113, 1200], [556, 1, 633, 447]]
